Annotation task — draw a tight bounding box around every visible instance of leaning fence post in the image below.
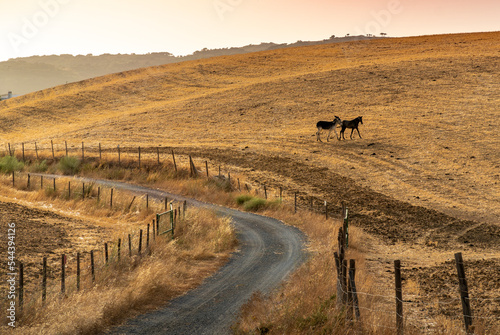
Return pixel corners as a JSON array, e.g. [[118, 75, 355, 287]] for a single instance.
[[395, 260, 404, 335], [77, 252, 81, 291], [349, 260, 361, 320], [147, 224, 150, 249], [61, 254, 66, 296], [128, 234, 132, 257], [171, 150, 177, 172], [455, 252, 473, 333], [138, 229, 143, 254], [117, 238, 121, 261], [105, 243, 109, 264], [90, 250, 95, 284]]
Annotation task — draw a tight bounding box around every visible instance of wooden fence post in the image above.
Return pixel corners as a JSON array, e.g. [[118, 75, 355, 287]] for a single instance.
[[105, 243, 109, 264], [171, 150, 177, 172], [41, 175, 43, 189], [61, 254, 66, 295], [8, 143, 12, 156], [53, 178, 56, 192], [128, 234, 132, 257], [344, 208, 349, 249], [51, 140, 55, 160], [349, 260, 360, 320], [117, 238, 121, 261], [90, 250, 95, 283], [395, 260, 404, 335], [205, 161, 209, 178], [138, 229, 143, 254], [82, 182, 85, 199], [65, 141, 68, 157], [42, 257, 47, 303], [77, 252, 80, 291], [27, 173, 30, 189], [147, 224, 150, 249], [347, 259, 354, 321], [455, 252, 473, 333], [99, 143, 102, 161], [110, 188, 113, 208], [68, 181, 71, 199]]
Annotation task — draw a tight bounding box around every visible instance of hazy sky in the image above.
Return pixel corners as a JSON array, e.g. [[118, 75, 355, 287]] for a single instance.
[[1, 0, 499, 62]]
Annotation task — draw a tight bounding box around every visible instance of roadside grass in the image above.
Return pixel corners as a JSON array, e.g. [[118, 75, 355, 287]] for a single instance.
[[1, 157, 496, 334], [10, 207, 236, 335]]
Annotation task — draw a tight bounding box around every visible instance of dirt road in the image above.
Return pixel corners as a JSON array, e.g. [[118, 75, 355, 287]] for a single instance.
[[32, 174, 307, 334]]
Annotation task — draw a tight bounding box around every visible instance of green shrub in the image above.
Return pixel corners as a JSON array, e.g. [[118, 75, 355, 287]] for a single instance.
[[0, 156, 24, 174], [243, 197, 267, 211], [30, 160, 48, 173], [58, 156, 81, 175], [236, 194, 254, 205]]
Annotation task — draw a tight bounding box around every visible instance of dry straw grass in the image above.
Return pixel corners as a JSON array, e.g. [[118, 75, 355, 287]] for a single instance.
[[2, 206, 237, 335]]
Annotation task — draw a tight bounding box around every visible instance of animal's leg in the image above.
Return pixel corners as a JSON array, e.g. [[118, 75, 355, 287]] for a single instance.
[[356, 127, 362, 139], [326, 129, 332, 142], [350, 128, 355, 139], [316, 128, 322, 142], [333, 128, 340, 141], [340, 128, 345, 140]]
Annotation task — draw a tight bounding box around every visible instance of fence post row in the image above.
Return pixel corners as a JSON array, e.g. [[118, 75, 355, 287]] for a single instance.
[[395, 260, 404, 335]]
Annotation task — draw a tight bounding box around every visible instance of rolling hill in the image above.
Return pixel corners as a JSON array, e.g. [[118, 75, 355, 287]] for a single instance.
[[0, 31, 499, 246]]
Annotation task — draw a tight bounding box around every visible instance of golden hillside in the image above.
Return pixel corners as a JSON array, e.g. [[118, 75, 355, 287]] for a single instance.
[[0, 32, 499, 229]]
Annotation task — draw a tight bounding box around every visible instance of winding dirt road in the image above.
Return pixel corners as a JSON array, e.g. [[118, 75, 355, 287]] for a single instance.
[[33, 174, 307, 334]]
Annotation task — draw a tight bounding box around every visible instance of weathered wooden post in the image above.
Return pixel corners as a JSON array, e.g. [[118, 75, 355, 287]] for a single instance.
[[99, 143, 102, 161], [117, 238, 121, 261], [455, 252, 473, 333], [65, 141, 68, 157], [171, 150, 177, 172], [27, 173, 30, 189], [68, 181, 71, 199], [205, 161, 209, 178], [395, 260, 404, 335], [41, 175, 43, 189], [82, 182, 85, 199], [61, 254, 66, 295], [8, 143, 12, 156], [51, 140, 55, 160], [104, 243, 109, 264], [349, 259, 360, 320], [77, 252, 81, 291], [147, 224, 150, 249], [110, 188, 114, 208], [138, 229, 143, 254], [53, 178, 56, 192], [90, 250, 95, 283]]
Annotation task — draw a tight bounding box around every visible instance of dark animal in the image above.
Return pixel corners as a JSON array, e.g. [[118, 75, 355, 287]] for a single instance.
[[316, 116, 342, 142], [340, 116, 363, 140]]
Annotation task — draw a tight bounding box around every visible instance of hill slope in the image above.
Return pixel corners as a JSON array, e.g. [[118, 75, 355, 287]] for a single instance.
[[0, 31, 499, 237]]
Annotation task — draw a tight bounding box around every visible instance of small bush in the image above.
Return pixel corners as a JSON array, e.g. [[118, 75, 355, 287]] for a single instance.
[[0, 156, 24, 174], [30, 160, 48, 172], [59, 156, 81, 175], [236, 194, 254, 205], [243, 197, 268, 211]]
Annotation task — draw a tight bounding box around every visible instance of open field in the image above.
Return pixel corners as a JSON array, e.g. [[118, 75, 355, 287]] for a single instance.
[[0, 32, 499, 331]]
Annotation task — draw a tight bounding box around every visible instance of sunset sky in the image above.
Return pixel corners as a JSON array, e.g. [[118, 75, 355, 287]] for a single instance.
[[0, 0, 499, 62]]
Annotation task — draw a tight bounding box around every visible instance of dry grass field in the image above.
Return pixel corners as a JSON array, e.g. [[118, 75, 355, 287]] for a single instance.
[[0, 32, 499, 332]]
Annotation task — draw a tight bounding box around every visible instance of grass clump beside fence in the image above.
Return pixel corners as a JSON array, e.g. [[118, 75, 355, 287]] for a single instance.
[[236, 194, 281, 212], [0, 155, 24, 173], [58, 156, 81, 175]]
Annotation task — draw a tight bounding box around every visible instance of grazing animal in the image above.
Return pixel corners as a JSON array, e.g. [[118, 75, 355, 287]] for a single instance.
[[316, 116, 342, 142], [340, 116, 363, 140]]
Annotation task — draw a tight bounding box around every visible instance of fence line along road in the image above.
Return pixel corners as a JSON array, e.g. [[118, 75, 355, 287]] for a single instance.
[[30, 174, 307, 335]]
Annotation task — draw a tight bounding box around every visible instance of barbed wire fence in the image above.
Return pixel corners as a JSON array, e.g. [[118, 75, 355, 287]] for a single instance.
[[3, 140, 500, 333]]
